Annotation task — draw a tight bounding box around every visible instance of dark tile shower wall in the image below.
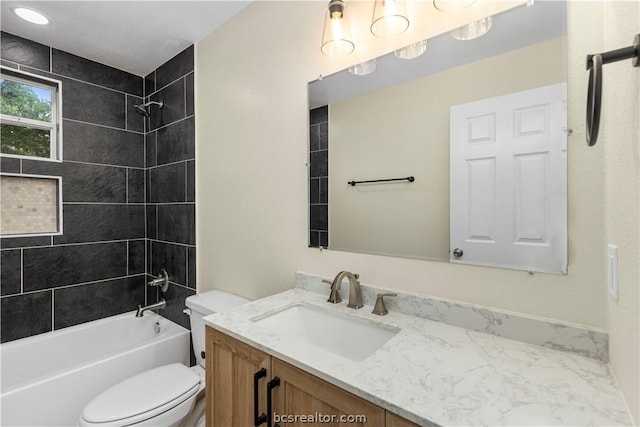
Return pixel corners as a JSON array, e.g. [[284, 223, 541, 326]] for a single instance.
[[0, 32, 146, 342], [144, 46, 196, 330], [309, 106, 328, 248]]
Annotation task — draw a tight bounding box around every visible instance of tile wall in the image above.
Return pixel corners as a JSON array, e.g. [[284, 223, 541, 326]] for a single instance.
[[144, 46, 196, 329], [0, 32, 197, 341], [309, 106, 328, 247]]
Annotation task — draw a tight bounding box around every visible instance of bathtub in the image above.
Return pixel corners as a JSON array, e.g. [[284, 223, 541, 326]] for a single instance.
[[0, 311, 190, 427]]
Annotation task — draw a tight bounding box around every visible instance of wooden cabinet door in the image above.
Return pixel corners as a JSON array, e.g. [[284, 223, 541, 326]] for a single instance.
[[386, 412, 423, 427], [271, 359, 385, 426], [206, 327, 271, 427]]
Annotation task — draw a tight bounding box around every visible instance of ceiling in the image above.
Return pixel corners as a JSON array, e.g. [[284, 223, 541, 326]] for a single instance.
[[0, 1, 251, 77]]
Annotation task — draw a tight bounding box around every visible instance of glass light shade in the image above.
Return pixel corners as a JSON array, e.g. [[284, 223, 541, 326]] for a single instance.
[[451, 17, 493, 40], [394, 40, 428, 60], [349, 59, 377, 76], [433, 0, 477, 12], [13, 7, 49, 25], [321, 0, 355, 56], [370, 0, 410, 38]]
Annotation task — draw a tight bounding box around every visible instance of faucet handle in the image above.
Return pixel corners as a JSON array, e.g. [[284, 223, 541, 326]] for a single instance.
[[148, 269, 169, 292], [372, 293, 397, 316], [324, 279, 342, 304]]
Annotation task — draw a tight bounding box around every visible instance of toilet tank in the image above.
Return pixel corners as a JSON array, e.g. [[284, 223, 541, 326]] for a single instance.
[[185, 290, 249, 367]]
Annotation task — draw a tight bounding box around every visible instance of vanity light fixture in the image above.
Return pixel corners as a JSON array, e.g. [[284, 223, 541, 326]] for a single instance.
[[370, 0, 410, 38], [394, 40, 428, 60], [321, 0, 355, 57], [348, 59, 377, 76], [450, 16, 493, 40], [433, 0, 477, 12], [13, 7, 49, 25]]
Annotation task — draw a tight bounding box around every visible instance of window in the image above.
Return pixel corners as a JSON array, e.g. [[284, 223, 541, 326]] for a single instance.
[[0, 67, 62, 161]]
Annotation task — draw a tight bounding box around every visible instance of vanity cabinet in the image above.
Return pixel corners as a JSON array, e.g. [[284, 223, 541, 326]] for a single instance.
[[271, 358, 385, 426], [205, 326, 420, 427], [205, 327, 270, 426]]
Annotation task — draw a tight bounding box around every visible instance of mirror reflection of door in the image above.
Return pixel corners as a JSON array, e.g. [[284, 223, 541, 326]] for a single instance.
[[450, 83, 568, 274]]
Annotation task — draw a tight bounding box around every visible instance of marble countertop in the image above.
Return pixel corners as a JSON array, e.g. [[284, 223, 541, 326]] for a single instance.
[[204, 289, 630, 426]]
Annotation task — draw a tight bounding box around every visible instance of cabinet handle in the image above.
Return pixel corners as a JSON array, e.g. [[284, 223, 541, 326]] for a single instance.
[[253, 368, 267, 426], [266, 376, 281, 427]]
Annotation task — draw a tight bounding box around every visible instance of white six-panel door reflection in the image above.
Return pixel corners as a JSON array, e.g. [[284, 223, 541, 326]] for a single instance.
[[450, 83, 567, 274]]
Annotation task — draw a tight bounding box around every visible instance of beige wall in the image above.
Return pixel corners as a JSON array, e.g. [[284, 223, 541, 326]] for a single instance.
[[196, 1, 638, 413], [602, 1, 640, 423], [329, 37, 566, 261]]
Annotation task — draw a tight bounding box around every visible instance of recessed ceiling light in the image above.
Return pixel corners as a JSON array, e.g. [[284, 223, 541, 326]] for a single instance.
[[13, 7, 50, 25]]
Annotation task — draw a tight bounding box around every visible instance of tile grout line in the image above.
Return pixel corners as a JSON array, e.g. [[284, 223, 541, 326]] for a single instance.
[[154, 129, 158, 165], [19, 62, 143, 98], [148, 238, 195, 248], [147, 69, 193, 99], [61, 202, 147, 206], [155, 203, 159, 240], [63, 159, 145, 170], [147, 157, 196, 170], [0, 273, 149, 299], [125, 168, 129, 203], [126, 240, 130, 276], [20, 248, 24, 293], [51, 290, 55, 331], [186, 248, 189, 289], [148, 114, 194, 134], [4, 239, 137, 249], [63, 118, 144, 135]]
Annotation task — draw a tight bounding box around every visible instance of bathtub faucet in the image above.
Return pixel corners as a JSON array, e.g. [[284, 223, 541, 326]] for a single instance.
[[148, 269, 169, 292], [136, 299, 167, 317]]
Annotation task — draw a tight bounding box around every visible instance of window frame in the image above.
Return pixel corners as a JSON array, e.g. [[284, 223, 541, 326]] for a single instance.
[[0, 173, 63, 238], [0, 66, 63, 162]]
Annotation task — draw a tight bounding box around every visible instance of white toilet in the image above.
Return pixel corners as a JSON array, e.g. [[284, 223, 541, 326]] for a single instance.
[[78, 290, 249, 427]]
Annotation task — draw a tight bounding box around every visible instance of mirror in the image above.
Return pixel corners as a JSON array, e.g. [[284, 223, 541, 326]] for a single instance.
[[308, 1, 567, 268]]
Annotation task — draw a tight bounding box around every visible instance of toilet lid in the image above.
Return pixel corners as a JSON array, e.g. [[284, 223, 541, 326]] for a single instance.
[[81, 364, 200, 424]]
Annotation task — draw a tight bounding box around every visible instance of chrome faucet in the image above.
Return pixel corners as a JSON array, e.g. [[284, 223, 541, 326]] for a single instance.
[[327, 271, 363, 309], [135, 299, 167, 317]]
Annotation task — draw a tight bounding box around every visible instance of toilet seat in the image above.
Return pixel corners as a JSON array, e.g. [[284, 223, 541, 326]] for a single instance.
[[79, 364, 200, 426]]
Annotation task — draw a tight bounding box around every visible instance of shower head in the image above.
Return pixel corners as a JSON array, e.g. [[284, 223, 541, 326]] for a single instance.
[[133, 101, 164, 117], [134, 104, 150, 117]]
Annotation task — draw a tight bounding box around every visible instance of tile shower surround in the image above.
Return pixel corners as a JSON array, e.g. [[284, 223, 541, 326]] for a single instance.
[[309, 106, 328, 248], [144, 45, 196, 330], [0, 32, 196, 342]]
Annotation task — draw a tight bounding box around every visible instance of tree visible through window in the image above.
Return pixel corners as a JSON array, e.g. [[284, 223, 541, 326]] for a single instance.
[[0, 68, 60, 160]]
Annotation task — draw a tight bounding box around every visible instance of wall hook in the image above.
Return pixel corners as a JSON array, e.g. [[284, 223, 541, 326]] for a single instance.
[[585, 34, 639, 146]]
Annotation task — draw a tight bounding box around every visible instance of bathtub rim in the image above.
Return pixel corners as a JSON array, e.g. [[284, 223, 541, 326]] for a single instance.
[[1, 310, 190, 394]]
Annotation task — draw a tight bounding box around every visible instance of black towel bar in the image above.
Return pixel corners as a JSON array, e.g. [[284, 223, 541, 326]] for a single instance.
[[348, 176, 415, 186]]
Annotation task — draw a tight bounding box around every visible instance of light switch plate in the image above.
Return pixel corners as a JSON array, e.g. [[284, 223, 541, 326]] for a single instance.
[[607, 244, 618, 301]]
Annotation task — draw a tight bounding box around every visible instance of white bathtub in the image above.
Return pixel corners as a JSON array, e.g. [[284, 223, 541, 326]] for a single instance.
[[0, 311, 190, 427]]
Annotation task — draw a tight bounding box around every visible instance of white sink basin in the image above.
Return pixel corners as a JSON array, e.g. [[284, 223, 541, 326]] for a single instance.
[[253, 304, 399, 362]]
